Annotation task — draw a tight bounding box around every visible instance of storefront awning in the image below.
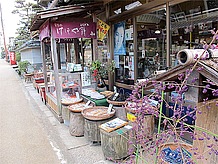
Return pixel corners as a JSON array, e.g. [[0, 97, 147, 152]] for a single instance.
[[30, 2, 104, 31]]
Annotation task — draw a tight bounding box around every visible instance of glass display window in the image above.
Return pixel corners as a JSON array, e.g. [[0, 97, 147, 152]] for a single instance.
[[170, 0, 218, 67], [136, 9, 166, 79], [114, 19, 134, 85], [48, 71, 82, 100]]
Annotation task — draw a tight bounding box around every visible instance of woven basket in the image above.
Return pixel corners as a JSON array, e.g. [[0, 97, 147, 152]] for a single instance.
[[106, 98, 127, 106], [158, 142, 192, 163], [67, 102, 93, 113], [61, 98, 83, 106], [82, 106, 115, 120], [125, 101, 159, 114], [124, 102, 139, 114]]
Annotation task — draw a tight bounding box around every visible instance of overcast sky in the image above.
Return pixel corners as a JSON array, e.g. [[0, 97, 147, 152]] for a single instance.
[[0, 0, 35, 45]]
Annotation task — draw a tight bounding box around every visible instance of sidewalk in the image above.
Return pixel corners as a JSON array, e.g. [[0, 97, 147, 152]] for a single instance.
[[19, 64, 114, 163]]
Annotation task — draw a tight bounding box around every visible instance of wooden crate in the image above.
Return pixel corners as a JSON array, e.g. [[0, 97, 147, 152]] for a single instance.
[[46, 94, 58, 114]]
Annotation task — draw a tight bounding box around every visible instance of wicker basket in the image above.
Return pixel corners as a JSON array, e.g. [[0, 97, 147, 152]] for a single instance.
[[67, 102, 93, 113], [61, 98, 83, 106], [158, 142, 192, 163], [107, 98, 127, 106], [82, 106, 115, 120], [125, 101, 159, 114]]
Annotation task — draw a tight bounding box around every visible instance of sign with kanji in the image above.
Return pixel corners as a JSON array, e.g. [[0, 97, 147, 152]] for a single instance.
[[51, 20, 96, 39], [97, 19, 110, 41], [9, 51, 16, 65]]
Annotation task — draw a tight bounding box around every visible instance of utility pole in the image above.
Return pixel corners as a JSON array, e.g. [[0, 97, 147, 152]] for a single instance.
[[0, 3, 8, 61]]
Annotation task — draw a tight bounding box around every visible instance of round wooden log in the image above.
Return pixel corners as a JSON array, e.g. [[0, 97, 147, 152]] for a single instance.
[[69, 111, 84, 137], [62, 105, 70, 126], [113, 106, 127, 121], [100, 126, 135, 160], [84, 118, 113, 143], [128, 113, 154, 138]]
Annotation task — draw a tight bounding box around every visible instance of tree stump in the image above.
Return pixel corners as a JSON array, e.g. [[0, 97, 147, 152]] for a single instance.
[[69, 111, 84, 137], [100, 126, 135, 160], [113, 106, 127, 121], [84, 118, 113, 143], [62, 105, 70, 126]]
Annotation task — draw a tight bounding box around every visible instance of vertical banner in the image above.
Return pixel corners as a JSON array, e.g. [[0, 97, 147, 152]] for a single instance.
[[114, 22, 126, 55], [97, 19, 110, 41], [9, 51, 16, 65]]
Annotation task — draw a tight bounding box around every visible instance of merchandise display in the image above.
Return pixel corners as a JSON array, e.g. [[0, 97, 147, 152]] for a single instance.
[[68, 102, 93, 112]]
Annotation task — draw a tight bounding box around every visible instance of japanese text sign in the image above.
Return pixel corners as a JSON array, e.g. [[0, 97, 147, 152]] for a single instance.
[[97, 19, 110, 41], [39, 21, 50, 41], [51, 21, 96, 39], [9, 51, 16, 65]]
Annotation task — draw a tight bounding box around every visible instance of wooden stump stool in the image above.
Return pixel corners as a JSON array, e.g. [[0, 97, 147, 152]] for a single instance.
[[84, 118, 111, 143], [82, 107, 116, 144], [100, 126, 135, 160], [62, 105, 70, 126], [69, 111, 84, 137], [113, 106, 127, 121], [67, 102, 93, 137]]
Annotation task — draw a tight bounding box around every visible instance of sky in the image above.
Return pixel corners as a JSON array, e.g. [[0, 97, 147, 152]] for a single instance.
[[0, 0, 35, 45]]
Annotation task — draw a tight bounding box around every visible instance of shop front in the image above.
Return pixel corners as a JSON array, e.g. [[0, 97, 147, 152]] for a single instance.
[[30, 3, 104, 121], [105, 0, 218, 90]]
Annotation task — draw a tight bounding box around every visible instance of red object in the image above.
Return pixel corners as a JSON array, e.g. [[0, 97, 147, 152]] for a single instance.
[[9, 51, 16, 65]]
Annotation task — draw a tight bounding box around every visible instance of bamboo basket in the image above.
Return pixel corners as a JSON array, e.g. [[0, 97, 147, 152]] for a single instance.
[[67, 102, 93, 113], [106, 98, 127, 106], [158, 142, 193, 164], [82, 107, 115, 121], [61, 98, 83, 105]]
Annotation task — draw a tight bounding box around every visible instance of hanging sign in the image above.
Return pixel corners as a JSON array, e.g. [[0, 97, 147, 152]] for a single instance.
[[39, 20, 50, 41], [97, 19, 110, 41], [51, 20, 96, 39], [9, 51, 16, 65]]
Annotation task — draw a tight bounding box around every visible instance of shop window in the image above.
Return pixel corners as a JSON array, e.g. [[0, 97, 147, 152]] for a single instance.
[[170, 0, 218, 67], [136, 9, 166, 79], [114, 19, 134, 85]]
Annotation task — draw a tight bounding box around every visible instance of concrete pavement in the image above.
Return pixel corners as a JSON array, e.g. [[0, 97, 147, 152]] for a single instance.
[[0, 59, 114, 164]]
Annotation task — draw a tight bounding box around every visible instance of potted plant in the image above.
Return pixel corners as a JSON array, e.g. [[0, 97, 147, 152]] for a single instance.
[[18, 60, 31, 76], [90, 60, 115, 88]]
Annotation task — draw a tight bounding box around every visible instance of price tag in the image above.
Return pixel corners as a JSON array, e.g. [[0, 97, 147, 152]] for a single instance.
[[85, 100, 91, 107], [75, 92, 80, 100], [112, 93, 119, 101], [114, 86, 117, 93], [127, 112, 136, 122], [107, 104, 113, 113]]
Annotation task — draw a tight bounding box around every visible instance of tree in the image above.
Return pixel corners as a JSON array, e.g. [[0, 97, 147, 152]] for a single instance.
[[12, 0, 42, 49]]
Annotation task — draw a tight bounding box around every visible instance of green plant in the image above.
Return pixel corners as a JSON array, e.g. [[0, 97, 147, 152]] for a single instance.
[[18, 60, 30, 75], [90, 60, 115, 79], [16, 52, 21, 62]]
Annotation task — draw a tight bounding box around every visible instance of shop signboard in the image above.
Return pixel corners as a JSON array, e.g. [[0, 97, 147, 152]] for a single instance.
[[39, 20, 50, 41], [9, 51, 16, 65], [51, 20, 96, 39]]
